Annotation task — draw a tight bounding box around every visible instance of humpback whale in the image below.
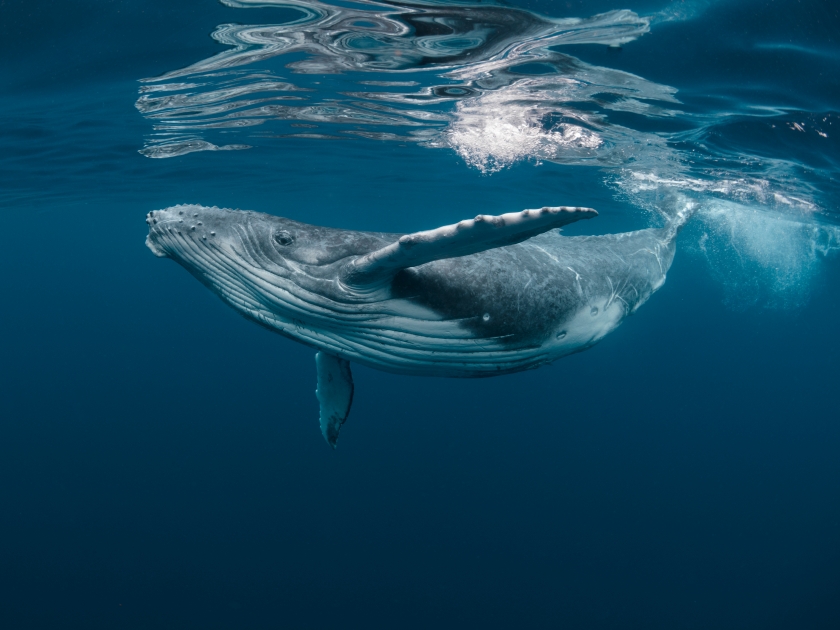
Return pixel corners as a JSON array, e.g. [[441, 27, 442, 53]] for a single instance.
[[146, 203, 684, 446]]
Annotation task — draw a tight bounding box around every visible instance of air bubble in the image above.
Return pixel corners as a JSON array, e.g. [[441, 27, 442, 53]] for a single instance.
[[482, 313, 490, 322]]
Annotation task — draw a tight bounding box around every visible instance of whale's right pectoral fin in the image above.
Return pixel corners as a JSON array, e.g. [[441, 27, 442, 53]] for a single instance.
[[343, 205, 597, 287], [315, 351, 354, 448]]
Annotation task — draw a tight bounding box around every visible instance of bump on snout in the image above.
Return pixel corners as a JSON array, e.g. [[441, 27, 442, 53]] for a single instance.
[[145, 205, 228, 259]]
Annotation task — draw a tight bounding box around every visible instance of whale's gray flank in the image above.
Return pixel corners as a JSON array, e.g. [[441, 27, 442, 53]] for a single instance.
[[146, 203, 686, 446]]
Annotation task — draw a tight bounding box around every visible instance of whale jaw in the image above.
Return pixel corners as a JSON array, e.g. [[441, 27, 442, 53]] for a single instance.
[[144, 209, 178, 258], [145, 233, 168, 258]]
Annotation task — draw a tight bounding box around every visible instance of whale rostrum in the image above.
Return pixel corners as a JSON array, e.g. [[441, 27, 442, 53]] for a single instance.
[[146, 203, 681, 447]]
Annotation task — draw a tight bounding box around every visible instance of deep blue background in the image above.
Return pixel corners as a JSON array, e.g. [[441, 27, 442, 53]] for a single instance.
[[1, 1, 839, 628]]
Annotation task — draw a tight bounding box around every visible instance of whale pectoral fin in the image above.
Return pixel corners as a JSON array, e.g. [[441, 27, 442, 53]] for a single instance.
[[343, 206, 597, 287], [315, 352, 354, 448]]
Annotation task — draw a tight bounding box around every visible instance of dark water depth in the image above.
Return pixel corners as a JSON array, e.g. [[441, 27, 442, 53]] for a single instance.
[[1, 1, 839, 628]]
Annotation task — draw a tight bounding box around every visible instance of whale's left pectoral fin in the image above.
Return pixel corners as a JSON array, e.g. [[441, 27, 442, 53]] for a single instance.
[[315, 352, 354, 448], [343, 205, 597, 287]]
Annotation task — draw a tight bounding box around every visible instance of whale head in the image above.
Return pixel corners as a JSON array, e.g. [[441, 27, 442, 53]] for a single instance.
[[146, 204, 315, 266], [147, 203, 392, 267], [146, 204, 356, 329], [145, 204, 400, 323]]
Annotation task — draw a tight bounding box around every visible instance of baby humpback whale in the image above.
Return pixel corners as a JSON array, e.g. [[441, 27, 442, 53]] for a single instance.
[[146, 203, 683, 447]]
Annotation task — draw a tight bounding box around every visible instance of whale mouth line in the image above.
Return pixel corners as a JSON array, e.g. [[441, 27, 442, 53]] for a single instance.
[[146, 230, 169, 258], [146, 216, 193, 258]]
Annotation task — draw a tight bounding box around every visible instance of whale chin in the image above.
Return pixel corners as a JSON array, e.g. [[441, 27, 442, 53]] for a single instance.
[[145, 234, 169, 258]]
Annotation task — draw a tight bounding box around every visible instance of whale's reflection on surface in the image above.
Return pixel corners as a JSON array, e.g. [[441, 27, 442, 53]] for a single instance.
[[136, 0, 674, 170], [137, 0, 840, 310]]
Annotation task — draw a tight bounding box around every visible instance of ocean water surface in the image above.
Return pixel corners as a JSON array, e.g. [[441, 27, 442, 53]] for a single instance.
[[1, 0, 839, 627]]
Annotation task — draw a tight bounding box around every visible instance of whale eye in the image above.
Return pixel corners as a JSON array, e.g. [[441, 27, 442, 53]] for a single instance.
[[273, 230, 295, 246]]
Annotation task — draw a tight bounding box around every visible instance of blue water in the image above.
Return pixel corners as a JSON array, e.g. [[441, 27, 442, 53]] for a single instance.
[[2, 0, 839, 627]]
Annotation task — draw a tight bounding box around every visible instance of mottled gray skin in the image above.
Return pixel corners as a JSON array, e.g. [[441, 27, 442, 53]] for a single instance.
[[146, 205, 677, 378]]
